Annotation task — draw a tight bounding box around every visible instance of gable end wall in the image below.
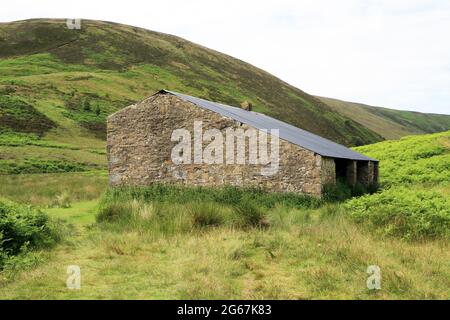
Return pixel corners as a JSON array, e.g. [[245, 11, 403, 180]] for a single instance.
[[107, 94, 327, 197]]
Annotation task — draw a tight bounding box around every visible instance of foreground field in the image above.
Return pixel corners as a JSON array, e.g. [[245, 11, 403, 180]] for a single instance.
[[1, 198, 448, 299], [0, 131, 449, 299]]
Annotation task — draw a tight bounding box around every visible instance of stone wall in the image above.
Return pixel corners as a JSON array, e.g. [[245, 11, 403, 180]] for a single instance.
[[107, 93, 325, 197], [321, 157, 336, 186], [346, 160, 357, 186], [356, 160, 379, 186]]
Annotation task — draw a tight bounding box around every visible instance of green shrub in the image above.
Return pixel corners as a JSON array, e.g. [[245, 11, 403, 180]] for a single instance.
[[188, 202, 228, 228], [322, 180, 352, 202], [0, 232, 8, 267], [233, 200, 268, 228], [347, 131, 450, 240], [0, 158, 87, 174], [323, 179, 379, 202], [345, 187, 450, 240], [0, 131, 80, 149], [96, 200, 133, 223], [0, 199, 61, 268], [83, 98, 91, 111]]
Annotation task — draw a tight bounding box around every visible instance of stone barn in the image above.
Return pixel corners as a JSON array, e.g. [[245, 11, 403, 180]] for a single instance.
[[107, 90, 378, 197]]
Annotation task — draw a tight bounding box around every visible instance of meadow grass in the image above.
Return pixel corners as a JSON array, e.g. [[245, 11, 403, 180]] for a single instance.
[[0, 200, 448, 299], [0, 177, 448, 299], [100, 184, 321, 211], [0, 171, 107, 206], [0, 132, 449, 299]]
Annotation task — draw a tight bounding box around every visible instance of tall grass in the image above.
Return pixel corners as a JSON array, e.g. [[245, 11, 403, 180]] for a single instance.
[[96, 184, 321, 235], [0, 172, 108, 206], [97, 197, 267, 235], [99, 184, 321, 209]]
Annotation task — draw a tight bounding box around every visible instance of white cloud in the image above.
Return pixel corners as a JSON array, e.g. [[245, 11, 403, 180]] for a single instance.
[[1, 0, 449, 114]]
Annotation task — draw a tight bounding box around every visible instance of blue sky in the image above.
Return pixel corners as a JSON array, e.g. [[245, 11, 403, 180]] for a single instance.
[[2, 0, 449, 114]]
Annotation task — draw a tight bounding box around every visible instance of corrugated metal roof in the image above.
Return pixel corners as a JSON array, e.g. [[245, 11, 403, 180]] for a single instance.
[[158, 90, 377, 162]]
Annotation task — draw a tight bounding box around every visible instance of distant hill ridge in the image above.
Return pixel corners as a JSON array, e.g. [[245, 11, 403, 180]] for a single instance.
[[317, 96, 450, 140]]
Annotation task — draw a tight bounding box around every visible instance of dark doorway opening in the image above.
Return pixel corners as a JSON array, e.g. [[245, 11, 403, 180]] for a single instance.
[[357, 161, 369, 185], [335, 158, 348, 183]]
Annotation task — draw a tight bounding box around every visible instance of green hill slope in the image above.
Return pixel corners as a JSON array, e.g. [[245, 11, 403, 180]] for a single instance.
[[318, 96, 450, 140], [347, 130, 450, 240], [0, 19, 381, 147], [1, 19, 449, 175], [354, 130, 450, 186]]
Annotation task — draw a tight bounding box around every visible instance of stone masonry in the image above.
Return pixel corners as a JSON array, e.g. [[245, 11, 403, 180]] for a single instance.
[[108, 94, 340, 197], [107, 92, 378, 197]]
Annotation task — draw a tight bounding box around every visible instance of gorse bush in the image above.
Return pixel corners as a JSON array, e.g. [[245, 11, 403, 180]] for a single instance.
[[345, 187, 450, 240], [0, 199, 61, 268]]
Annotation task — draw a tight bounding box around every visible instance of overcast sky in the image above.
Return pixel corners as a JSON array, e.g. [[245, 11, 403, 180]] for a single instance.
[[2, 0, 450, 114]]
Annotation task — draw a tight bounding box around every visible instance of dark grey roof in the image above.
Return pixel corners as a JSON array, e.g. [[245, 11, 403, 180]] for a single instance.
[[159, 90, 377, 162]]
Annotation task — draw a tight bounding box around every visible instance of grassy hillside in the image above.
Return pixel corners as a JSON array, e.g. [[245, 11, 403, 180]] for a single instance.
[[2, 19, 449, 175], [348, 130, 450, 240], [318, 96, 450, 140], [0, 131, 448, 299], [354, 130, 450, 186], [0, 18, 382, 159]]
